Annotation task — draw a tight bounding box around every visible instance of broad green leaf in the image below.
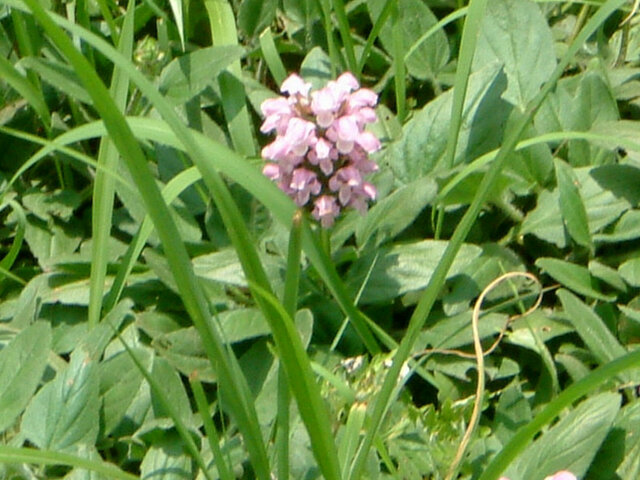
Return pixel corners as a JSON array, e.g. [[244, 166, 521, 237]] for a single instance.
[[590, 120, 640, 157], [473, 0, 555, 109], [557, 289, 628, 366], [19, 56, 91, 104], [493, 381, 532, 445], [442, 243, 527, 316], [355, 177, 437, 249], [555, 351, 591, 383], [505, 392, 620, 480], [589, 401, 640, 479], [193, 248, 284, 290], [368, 104, 403, 144], [384, 64, 510, 183], [536, 258, 615, 301], [300, 47, 333, 90], [43, 304, 88, 354], [522, 165, 634, 247], [589, 260, 627, 292], [140, 441, 191, 480], [63, 445, 108, 480], [554, 158, 592, 249], [418, 311, 506, 352], [534, 72, 619, 166], [22, 348, 99, 451], [594, 209, 640, 243], [150, 357, 194, 429], [21, 189, 82, 223], [238, 0, 276, 38], [346, 240, 482, 304], [22, 215, 83, 269], [100, 348, 151, 436], [509, 310, 574, 349], [619, 258, 640, 287], [137, 309, 270, 344], [282, 0, 319, 29], [0, 322, 51, 433], [368, 0, 449, 80], [158, 45, 245, 103], [589, 163, 640, 206]]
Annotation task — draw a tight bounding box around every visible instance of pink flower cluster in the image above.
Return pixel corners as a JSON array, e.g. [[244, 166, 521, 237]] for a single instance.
[[500, 470, 577, 480], [260, 72, 381, 227]]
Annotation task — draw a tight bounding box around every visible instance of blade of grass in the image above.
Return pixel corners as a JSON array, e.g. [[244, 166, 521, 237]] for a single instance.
[[93, 0, 118, 43], [259, 27, 287, 85], [356, 0, 395, 76], [0, 125, 131, 191], [314, 0, 342, 75], [13, 2, 272, 476], [276, 211, 304, 480], [403, 7, 468, 64], [0, 446, 138, 480], [0, 55, 50, 128], [88, 0, 134, 329], [9, 8, 49, 130], [0, 200, 26, 274], [189, 375, 234, 480], [332, 0, 357, 73], [103, 166, 201, 312], [167, 0, 185, 49], [249, 282, 342, 480], [73, 0, 95, 68], [339, 402, 366, 478], [479, 348, 640, 480], [347, 0, 628, 478], [390, 3, 405, 122], [434, 0, 488, 239], [204, 0, 255, 156]]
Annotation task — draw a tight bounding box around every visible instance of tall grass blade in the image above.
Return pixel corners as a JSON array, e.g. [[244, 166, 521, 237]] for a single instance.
[[0, 446, 138, 480], [332, 0, 357, 72], [204, 0, 256, 156], [434, 0, 488, 239], [88, 0, 134, 329]]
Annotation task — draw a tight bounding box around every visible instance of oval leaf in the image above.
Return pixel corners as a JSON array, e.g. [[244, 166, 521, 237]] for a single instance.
[[0, 322, 52, 433]]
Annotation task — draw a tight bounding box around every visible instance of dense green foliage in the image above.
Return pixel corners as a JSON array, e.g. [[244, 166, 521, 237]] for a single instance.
[[1, 0, 640, 479]]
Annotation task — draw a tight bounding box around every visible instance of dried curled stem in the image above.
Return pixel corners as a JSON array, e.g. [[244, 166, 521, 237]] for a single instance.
[[416, 271, 543, 480], [621, 0, 639, 25]]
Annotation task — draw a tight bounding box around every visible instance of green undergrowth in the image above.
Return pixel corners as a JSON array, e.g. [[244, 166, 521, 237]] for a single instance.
[[1, 0, 640, 479]]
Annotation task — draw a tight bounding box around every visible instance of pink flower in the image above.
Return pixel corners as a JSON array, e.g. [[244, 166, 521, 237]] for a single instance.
[[336, 72, 359, 93], [334, 115, 360, 154], [311, 88, 341, 127], [260, 97, 293, 134], [347, 88, 378, 109], [544, 472, 577, 480], [290, 168, 321, 206], [283, 117, 316, 155], [259, 71, 381, 228], [312, 195, 340, 227], [281, 74, 311, 97], [356, 131, 381, 153], [499, 471, 577, 480]]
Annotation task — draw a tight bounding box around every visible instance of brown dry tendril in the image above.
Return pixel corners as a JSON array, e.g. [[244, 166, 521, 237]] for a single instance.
[[409, 272, 543, 480]]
